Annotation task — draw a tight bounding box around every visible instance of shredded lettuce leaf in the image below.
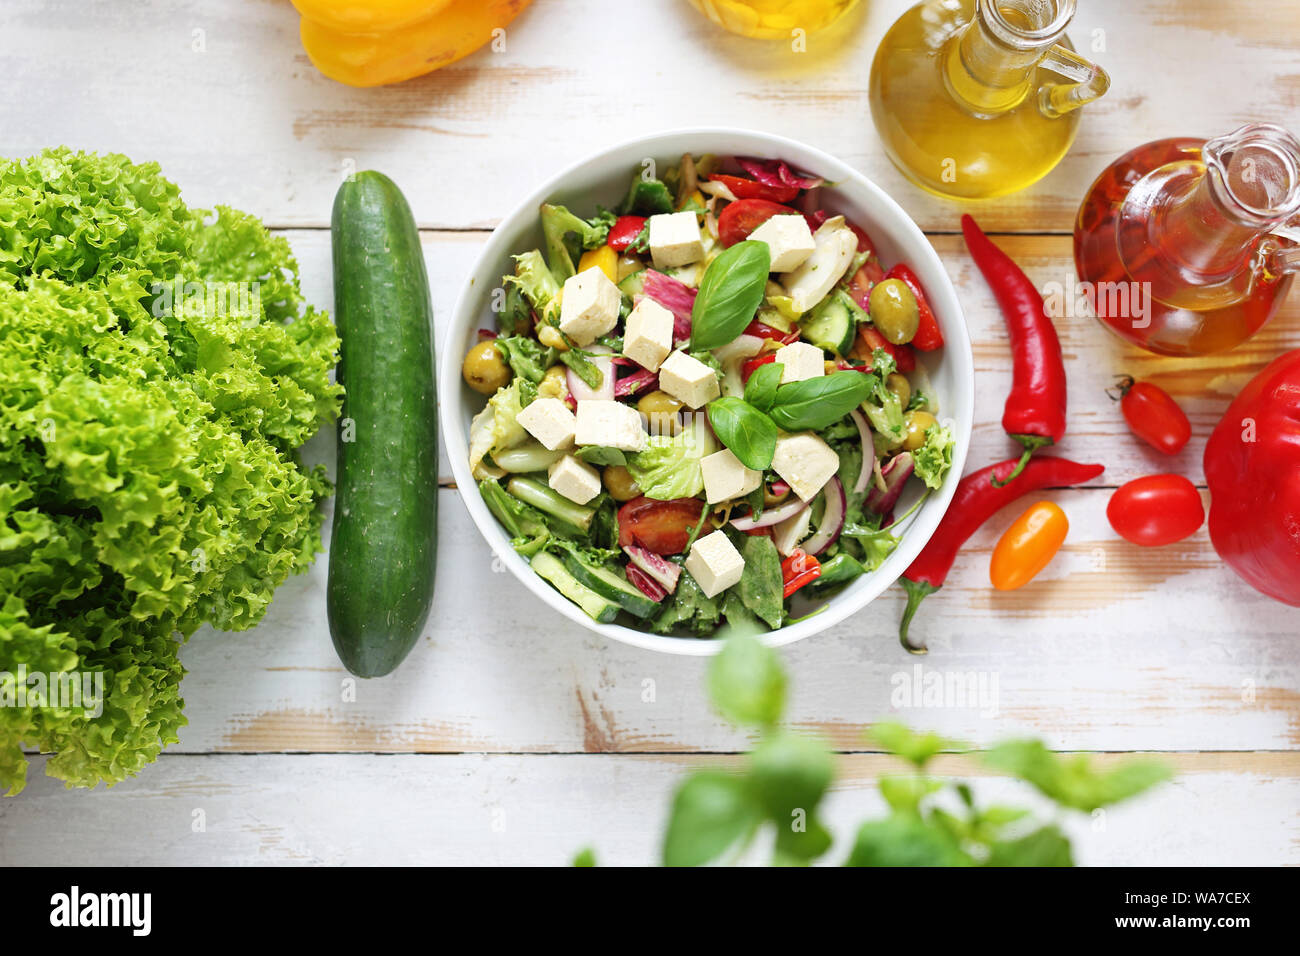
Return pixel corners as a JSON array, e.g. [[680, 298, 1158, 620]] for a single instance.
[[913, 423, 956, 490]]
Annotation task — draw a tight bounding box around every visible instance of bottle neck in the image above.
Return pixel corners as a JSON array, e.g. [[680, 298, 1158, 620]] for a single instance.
[[1156, 166, 1262, 285], [945, 6, 1044, 114]]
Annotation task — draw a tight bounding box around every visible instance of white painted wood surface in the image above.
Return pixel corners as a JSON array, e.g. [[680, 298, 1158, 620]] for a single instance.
[[1, 0, 1298, 865]]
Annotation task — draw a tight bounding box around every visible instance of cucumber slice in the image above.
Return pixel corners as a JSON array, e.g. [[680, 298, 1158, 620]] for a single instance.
[[800, 290, 861, 355], [531, 552, 621, 623], [617, 270, 645, 298], [561, 550, 660, 619]]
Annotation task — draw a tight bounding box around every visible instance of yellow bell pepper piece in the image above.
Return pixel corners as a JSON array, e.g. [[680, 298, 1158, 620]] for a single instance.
[[578, 246, 619, 284], [299, 0, 532, 88]]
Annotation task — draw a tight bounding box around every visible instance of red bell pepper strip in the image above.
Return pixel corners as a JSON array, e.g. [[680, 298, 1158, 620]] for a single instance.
[[740, 352, 777, 384], [884, 263, 944, 351], [743, 319, 800, 343], [1204, 348, 1300, 606], [854, 326, 916, 374], [781, 548, 821, 598], [607, 215, 647, 253], [898, 456, 1105, 653], [707, 173, 800, 204], [961, 215, 1068, 486]]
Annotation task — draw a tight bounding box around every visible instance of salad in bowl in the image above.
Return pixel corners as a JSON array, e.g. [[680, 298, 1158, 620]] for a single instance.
[[455, 145, 962, 644]]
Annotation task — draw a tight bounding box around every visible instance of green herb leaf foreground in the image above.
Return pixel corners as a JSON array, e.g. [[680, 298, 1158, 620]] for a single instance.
[[768, 370, 874, 431], [690, 240, 771, 351], [707, 396, 778, 471]]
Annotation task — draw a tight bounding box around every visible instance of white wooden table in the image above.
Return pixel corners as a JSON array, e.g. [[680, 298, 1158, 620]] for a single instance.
[[1, 0, 1297, 866]]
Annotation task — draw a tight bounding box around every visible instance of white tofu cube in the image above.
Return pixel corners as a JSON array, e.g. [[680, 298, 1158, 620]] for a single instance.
[[548, 454, 601, 505], [658, 350, 720, 409], [701, 448, 763, 504], [774, 341, 825, 384], [623, 298, 674, 372], [771, 432, 839, 501], [781, 216, 858, 315], [747, 214, 817, 272], [574, 400, 647, 452], [559, 267, 620, 346], [684, 530, 746, 598], [516, 397, 576, 451], [648, 211, 705, 270]]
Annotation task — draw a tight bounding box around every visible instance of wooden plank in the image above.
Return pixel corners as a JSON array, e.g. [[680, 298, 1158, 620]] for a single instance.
[[282, 229, 1300, 488], [2, 752, 1295, 865], [2, 0, 1296, 233], [151, 484, 1300, 757]]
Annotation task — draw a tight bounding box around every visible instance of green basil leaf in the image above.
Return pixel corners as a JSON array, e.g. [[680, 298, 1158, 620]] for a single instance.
[[768, 371, 873, 431], [661, 771, 762, 867], [707, 397, 777, 472], [743, 361, 783, 412], [559, 348, 603, 390], [575, 445, 626, 467], [690, 241, 770, 351], [708, 632, 786, 727]]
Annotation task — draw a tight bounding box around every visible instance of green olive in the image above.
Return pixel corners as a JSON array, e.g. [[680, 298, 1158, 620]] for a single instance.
[[886, 372, 911, 409], [869, 278, 920, 345], [603, 465, 641, 502], [637, 389, 685, 436], [463, 339, 511, 395], [902, 410, 938, 452]]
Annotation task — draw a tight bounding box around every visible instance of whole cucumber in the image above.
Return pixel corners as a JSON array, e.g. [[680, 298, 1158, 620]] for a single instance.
[[327, 171, 438, 677]]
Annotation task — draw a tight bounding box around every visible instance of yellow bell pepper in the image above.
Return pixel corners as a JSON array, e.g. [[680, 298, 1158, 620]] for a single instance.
[[578, 246, 619, 284], [297, 0, 533, 88]]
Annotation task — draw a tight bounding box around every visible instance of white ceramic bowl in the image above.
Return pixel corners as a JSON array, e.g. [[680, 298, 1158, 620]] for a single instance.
[[442, 128, 973, 656]]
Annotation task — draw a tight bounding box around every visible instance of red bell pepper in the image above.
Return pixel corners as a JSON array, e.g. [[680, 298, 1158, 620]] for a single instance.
[[884, 263, 944, 351], [607, 215, 647, 253], [1204, 349, 1300, 606], [707, 173, 800, 204], [740, 352, 777, 384], [781, 548, 821, 598], [743, 319, 800, 343]]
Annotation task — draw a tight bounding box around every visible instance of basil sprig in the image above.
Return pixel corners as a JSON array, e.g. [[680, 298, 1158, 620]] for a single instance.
[[707, 397, 778, 471], [689, 241, 770, 351], [768, 371, 874, 431]]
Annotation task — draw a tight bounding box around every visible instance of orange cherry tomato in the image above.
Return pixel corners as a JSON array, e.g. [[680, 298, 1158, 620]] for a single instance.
[[989, 501, 1069, 591]]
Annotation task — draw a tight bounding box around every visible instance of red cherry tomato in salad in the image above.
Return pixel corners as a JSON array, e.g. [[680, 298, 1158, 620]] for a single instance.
[[1107, 474, 1204, 546], [617, 496, 707, 555], [847, 258, 886, 310], [707, 173, 800, 204], [1114, 377, 1191, 455], [607, 215, 647, 253], [884, 263, 944, 351], [718, 198, 800, 247], [780, 548, 822, 598], [740, 352, 777, 384]]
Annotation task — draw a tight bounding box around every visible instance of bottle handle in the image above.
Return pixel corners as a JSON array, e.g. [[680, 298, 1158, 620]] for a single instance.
[[1037, 44, 1111, 118]]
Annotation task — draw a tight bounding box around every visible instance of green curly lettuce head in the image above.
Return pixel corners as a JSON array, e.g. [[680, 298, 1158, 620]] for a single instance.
[[0, 148, 342, 794]]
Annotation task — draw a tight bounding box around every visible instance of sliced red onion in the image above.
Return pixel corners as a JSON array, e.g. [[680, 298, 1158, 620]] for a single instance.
[[801, 476, 846, 556], [865, 452, 915, 515], [477, 328, 498, 341], [713, 334, 763, 364], [768, 479, 790, 497], [625, 563, 667, 603], [773, 505, 813, 557], [566, 348, 614, 402], [641, 270, 696, 342], [699, 179, 739, 202], [730, 496, 807, 531], [614, 367, 658, 399], [849, 409, 875, 496], [736, 156, 825, 190], [624, 545, 681, 594]]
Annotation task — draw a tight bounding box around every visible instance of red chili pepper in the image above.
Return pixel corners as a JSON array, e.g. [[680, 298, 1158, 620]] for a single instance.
[[743, 319, 800, 343], [884, 263, 944, 351], [898, 456, 1105, 653], [961, 215, 1068, 486], [607, 215, 647, 253], [781, 548, 821, 598], [740, 352, 777, 383]]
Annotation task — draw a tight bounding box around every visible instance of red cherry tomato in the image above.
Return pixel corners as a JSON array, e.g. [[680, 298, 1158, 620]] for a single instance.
[[884, 263, 944, 351], [1115, 377, 1191, 455], [843, 219, 878, 255], [607, 215, 647, 253], [1107, 474, 1205, 546], [617, 496, 707, 555], [717, 198, 800, 247], [707, 173, 800, 204]]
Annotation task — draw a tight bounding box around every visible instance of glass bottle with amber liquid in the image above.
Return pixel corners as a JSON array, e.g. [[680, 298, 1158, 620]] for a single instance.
[[1075, 123, 1300, 356]]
